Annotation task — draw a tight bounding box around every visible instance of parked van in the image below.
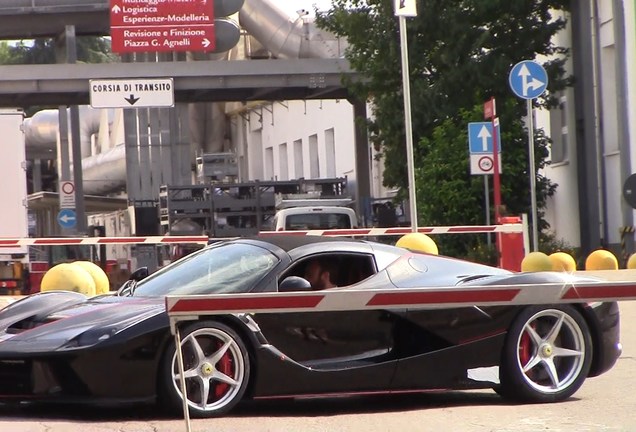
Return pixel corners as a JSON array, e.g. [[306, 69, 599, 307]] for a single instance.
[[271, 206, 358, 231]]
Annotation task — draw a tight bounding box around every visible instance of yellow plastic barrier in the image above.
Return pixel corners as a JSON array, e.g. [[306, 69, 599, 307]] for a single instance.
[[396, 233, 439, 255]]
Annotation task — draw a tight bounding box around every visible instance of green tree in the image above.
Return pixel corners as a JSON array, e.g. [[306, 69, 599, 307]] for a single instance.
[[317, 0, 570, 258], [0, 37, 116, 65]]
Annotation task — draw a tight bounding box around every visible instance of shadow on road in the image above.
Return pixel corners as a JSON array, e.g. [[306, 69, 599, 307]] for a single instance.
[[0, 390, 582, 422]]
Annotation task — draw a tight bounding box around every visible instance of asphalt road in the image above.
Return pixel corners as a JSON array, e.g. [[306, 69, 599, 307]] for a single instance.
[[2, 302, 636, 432]]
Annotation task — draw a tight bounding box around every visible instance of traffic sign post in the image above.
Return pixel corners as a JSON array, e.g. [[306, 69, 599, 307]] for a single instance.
[[395, 0, 419, 233], [509, 60, 548, 252], [109, 0, 216, 53], [90, 78, 175, 109]]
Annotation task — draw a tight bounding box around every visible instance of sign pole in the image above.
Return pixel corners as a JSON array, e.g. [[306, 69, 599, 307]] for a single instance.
[[491, 113, 501, 225], [527, 99, 539, 251], [508, 60, 547, 253], [398, 15, 418, 233], [484, 175, 491, 246]]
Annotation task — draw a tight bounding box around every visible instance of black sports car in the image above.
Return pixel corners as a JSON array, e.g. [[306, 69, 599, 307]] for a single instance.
[[0, 236, 622, 418]]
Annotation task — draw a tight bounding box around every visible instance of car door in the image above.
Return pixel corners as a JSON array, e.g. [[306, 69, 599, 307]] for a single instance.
[[253, 253, 401, 394]]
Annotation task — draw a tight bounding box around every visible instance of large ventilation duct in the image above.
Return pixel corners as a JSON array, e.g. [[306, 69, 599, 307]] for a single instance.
[[81, 144, 126, 195], [239, 0, 346, 59], [24, 106, 107, 157]]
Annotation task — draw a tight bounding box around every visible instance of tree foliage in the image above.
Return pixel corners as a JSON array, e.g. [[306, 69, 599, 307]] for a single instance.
[[0, 37, 115, 65], [316, 0, 570, 258]]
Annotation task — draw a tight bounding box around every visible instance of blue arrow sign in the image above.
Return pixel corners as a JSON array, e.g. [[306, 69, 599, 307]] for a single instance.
[[468, 122, 501, 154], [57, 208, 77, 229], [509, 60, 548, 100]]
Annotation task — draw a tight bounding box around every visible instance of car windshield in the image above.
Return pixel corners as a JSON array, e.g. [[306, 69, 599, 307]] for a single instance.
[[132, 242, 279, 297]]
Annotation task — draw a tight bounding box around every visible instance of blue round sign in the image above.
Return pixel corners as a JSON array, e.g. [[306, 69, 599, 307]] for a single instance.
[[57, 208, 77, 229], [509, 60, 548, 100]]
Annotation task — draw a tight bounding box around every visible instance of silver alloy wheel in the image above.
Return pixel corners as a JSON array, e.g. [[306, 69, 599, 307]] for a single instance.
[[170, 327, 245, 413], [515, 308, 586, 394]]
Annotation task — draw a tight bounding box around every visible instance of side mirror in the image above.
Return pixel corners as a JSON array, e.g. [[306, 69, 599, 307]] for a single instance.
[[279, 276, 312, 292], [130, 267, 149, 282]]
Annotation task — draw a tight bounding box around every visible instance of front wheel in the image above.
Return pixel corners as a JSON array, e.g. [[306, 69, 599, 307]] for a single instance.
[[499, 305, 592, 403], [160, 321, 250, 418]]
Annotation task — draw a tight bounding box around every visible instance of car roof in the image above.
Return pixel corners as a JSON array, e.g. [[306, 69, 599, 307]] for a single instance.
[[242, 235, 363, 253], [276, 206, 356, 215]]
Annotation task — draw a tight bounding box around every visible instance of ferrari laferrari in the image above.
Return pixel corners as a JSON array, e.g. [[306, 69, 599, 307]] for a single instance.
[[0, 236, 622, 417]]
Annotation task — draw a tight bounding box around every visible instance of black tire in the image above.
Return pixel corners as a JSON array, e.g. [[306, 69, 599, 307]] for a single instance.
[[160, 321, 250, 418], [499, 305, 592, 403]]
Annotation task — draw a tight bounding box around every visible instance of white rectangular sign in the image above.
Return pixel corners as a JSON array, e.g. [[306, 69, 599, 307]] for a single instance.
[[89, 78, 174, 109], [470, 154, 502, 175], [395, 0, 417, 17], [59, 180, 76, 209]]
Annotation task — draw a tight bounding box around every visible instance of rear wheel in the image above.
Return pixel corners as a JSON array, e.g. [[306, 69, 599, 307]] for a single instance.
[[160, 321, 250, 418], [499, 305, 592, 403]]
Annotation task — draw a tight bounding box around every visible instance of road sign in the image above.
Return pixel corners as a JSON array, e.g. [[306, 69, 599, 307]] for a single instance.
[[90, 78, 174, 109], [470, 154, 502, 175], [59, 180, 76, 209], [57, 209, 77, 229], [484, 98, 496, 120], [109, 0, 216, 53], [394, 0, 417, 16], [468, 122, 501, 154], [509, 60, 548, 100]]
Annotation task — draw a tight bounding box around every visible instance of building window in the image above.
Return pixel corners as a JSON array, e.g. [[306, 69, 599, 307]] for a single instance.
[[293, 139, 303, 179], [265, 147, 274, 180], [550, 95, 568, 163], [309, 134, 319, 178], [325, 128, 336, 177], [279, 143, 288, 181]]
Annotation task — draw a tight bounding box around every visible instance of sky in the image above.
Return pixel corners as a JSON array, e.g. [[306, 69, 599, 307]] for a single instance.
[[276, 0, 335, 17]]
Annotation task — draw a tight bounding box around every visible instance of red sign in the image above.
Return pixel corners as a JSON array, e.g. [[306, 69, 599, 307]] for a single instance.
[[484, 97, 496, 120], [110, 0, 215, 53]]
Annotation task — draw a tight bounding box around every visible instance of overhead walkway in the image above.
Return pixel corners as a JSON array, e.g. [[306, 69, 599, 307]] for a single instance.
[[0, 58, 357, 107]]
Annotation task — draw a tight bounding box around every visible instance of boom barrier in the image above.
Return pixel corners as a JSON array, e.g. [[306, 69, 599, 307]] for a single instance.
[[0, 223, 524, 247]]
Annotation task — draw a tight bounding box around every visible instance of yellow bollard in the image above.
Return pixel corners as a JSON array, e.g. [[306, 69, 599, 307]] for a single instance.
[[73, 261, 111, 295], [585, 249, 619, 271], [521, 251, 553, 272], [40, 263, 96, 296], [396, 233, 439, 255], [549, 252, 577, 272]]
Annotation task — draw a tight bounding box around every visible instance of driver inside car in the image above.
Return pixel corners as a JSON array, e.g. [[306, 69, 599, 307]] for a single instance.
[[303, 258, 339, 290]]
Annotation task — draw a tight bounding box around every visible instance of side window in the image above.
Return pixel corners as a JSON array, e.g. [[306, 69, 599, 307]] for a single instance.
[[279, 253, 377, 291]]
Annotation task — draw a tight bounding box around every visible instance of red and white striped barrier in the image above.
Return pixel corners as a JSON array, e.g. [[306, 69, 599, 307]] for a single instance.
[[260, 224, 523, 237], [0, 236, 210, 247], [0, 224, 523, 247], [165, 279, 636, 318]]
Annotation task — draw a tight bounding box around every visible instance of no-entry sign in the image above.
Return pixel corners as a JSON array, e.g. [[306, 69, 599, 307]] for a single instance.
[[110, 0, 216, 53]]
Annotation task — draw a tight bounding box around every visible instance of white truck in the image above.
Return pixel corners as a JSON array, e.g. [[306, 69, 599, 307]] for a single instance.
[[270, 195, 358, 231], [0, 108, 29, 294]]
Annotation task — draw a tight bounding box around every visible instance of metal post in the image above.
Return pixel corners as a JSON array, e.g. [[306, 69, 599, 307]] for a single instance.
[[398, 16, 418, 232], [173, 323, 192, 432], [484, 175, 491, 246], [527, 99, 539, 251], [70, 105, 87, 234]]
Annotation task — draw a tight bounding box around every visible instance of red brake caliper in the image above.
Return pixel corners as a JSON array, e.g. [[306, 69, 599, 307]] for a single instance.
[[214, 341, 233, 398], [519, 323, 536, 375]]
